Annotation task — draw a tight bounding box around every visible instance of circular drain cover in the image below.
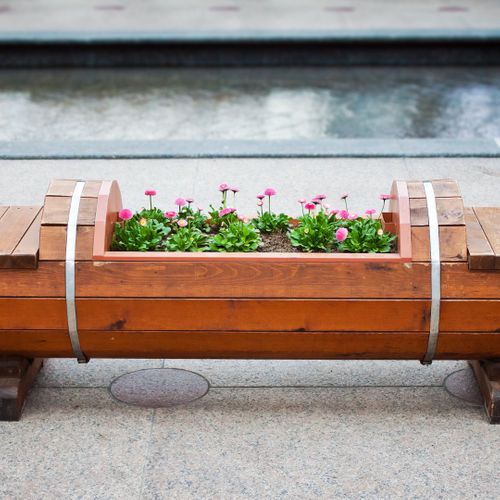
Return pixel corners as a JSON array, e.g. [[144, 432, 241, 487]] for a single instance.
[[444, 367, 482, 406], [110, 368, 209, 408]]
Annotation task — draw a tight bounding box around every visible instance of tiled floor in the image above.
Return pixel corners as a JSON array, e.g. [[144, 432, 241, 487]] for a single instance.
[[2, 359, 499, 499], [0, 0, 499, 33]]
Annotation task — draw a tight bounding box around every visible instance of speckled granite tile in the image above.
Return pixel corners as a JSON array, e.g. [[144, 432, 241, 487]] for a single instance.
[[142, 387, 497, 499], [0, 388, 152, 500], [162, 359, 466, 387], [35, 358, 163, 387]]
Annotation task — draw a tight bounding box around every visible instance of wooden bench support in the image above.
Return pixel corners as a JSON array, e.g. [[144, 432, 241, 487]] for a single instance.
[[0, 357, 43, 421], [469, 360, 500, 424]]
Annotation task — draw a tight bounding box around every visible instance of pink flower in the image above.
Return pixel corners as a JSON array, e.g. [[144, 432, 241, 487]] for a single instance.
[[336, 227, 349, 242], [118, 208, 133, 221], [379, 194, 392, 201], [238, 215, 249, 223], [338, 209, 349, 219], [177, 219, 188, 228], [231, 187, 239, 193], [219, 207, 236, 217], [314, 194, 327, 200], [164, 211, 176, 218], [256, 194, 265, 200], [323, 203, 331, 210], [304, 202, 316, 212], [197, 207, 204, 212], [365, 209, 377, 216], [264, 188, 276, 197], [298, 198, 306, 204], [219, 183, 230, 192], [341, 193, 348, 200], [257, 201, 264, 207], [144, 189, 157, 196], [331, 209, 339, 215], [312, 199, 321, 205], [348, 213, 358, 220], [175, 197, 186, 207], [186, 197, 194, 204]]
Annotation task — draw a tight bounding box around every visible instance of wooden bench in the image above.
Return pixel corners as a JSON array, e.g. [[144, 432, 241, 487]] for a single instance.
[[0, 178, 499, 422]]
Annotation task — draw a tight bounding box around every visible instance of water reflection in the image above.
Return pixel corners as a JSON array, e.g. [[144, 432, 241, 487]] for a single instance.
[[1, 67, 499, 140]]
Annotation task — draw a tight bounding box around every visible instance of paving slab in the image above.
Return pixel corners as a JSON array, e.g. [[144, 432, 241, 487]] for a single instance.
[[0, 388, 152, 500], [161, 359, 466, 388], [36, 358, 163, 388], [142, 387, 497, 499], [0, 0, 500, 33], [1, 158, 499, 215], [35, 358, 466, 389]]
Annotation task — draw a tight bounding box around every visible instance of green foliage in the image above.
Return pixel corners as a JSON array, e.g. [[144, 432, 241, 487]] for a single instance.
[[164, 227, 208, 252], [176, 207, 210, 233], [252, 212, 290, 233], [135, 208, 167, 224], [336, 217, 395, 253], [288, 212, 334, 252], [209, 221, 262, 252], [208, 205, 238, 229], [111, 218, 170, 252]]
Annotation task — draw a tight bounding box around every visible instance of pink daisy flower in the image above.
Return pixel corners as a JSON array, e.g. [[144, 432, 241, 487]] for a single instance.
[[337, 209, 349, 220], [336, 227, 349, 242], [365, 209, 377, 217], [118, 208, 133, 221], [177, 219, 188, 228], [219, 183, 230, 192], [379, 194, 392, 201], [264, 188, 276, 197], [164, 211, 176, 218], [305, 202, 316, 212], [144, 189, 157, 196], [175, 197, 186, 208]]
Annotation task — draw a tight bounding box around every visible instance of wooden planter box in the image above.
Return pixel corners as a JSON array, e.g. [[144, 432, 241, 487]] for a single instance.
[[0, 177, 498, 362], [0, 177, 499, 421]]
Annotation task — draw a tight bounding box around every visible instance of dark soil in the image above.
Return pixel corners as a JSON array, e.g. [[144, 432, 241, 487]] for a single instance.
[[259, 231, 297, 253]]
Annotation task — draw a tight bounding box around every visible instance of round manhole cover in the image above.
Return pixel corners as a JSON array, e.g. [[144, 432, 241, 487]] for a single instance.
[[444, 367, 482, 406], [109, 368, 209, 408]]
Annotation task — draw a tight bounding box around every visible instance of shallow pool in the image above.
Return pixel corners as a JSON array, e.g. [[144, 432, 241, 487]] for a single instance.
[[1, 67, 500, 141]]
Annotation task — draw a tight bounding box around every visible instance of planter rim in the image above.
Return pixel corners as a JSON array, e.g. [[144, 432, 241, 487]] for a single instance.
[[93, 180, 412, 263]]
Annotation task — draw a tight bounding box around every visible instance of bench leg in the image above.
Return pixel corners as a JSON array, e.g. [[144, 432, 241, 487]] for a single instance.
[[469, 360, 500, 424], [0, 357, 44, 421]]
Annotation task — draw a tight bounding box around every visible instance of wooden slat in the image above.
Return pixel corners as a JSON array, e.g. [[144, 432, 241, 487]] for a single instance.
[[76, 261, 431, 298], [0, 261, 497, 299], [9, 209, 42, 269], [410, 198, 464, 226], [407, 180, 461, 199], [0, 206, 41, 268], [39, 226, 94, 261], [465, 207, 496, 270], [1, 329, 500, 360], [0, 298, 497, 333], [474, 207, 500, 270], [411, 226, 467, 262], [46, 180, 102, 198], [41, 197, 97, 226], [0, 206, 8, 220]]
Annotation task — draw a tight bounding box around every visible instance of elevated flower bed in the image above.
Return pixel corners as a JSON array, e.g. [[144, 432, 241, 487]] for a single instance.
[[0, 177, 499, 421]]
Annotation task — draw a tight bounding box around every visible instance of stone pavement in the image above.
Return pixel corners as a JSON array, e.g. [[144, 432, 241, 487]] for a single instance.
[[0, 0, 499, 34], [1, 156, 499, 498]]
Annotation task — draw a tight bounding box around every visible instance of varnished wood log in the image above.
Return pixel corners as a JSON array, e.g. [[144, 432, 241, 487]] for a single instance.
[[1, 330, 500, 360], [0, 298, 498, 333]]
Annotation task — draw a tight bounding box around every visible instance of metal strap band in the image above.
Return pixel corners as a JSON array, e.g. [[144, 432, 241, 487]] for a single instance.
[[65, 181, 88, 363], [421, 181, 441, 365]]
